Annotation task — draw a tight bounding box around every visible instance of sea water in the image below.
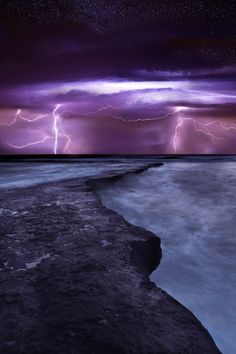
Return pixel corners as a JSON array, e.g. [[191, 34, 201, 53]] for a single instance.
[[97, 160, 236, 354], [0, 159, 142, 189]]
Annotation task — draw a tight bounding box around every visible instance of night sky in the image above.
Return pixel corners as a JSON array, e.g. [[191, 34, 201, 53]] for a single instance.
[[1, 0, 236, 154]]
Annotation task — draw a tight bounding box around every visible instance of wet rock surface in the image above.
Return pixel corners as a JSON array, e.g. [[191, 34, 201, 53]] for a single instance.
[[0, 162, 220, 353]]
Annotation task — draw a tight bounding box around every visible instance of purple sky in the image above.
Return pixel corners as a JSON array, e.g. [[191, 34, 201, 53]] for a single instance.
[[1, 1, 236, 154], [1, 75, 236, 154]]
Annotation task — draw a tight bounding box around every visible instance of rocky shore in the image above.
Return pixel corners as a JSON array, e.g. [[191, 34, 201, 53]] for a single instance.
[[0, 161, 220, 353]]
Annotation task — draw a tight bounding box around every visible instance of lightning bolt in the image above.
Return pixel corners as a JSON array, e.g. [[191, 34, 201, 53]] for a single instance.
[[0, 109, 49, 126], [7, 136, 53, 149], [90, 105, 235, 153], [65, 104, 236, 153], [76, 104, 176, 122], [220, 122, 236, 131], [1, 104, 73, 154], [63, 131, 74, 153], [172, 107, 232, 152], [85, 105, 229, 152], [173, 108, 184, 152], [53, 104, 60, 155], [1, 103, 236, 154]]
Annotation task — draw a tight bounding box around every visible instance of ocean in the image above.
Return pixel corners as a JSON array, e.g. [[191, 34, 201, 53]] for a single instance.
[[0, 159, 143, 189], [97, 159, 236, 354]]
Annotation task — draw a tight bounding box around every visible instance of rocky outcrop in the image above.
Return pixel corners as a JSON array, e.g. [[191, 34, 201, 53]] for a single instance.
[[0, 162, 220, 353]]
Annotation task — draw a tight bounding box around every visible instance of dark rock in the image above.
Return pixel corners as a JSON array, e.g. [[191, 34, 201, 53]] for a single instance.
[[0, 162, 221, 353], [130, 235, 162, 274]]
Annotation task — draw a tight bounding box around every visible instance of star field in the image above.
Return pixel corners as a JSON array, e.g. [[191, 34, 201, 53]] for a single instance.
[[1, 0, 236, 37]]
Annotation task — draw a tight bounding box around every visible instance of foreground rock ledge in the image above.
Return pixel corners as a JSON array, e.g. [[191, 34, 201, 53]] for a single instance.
[[0, 162, 220, 354]]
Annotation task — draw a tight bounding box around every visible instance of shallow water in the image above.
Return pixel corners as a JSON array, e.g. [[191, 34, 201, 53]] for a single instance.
[[97, 161, 236, 354], [0, 159, 138, 189]]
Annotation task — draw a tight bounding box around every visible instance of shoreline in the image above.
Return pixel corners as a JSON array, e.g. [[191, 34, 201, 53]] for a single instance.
[[0, 161, 220, 353]]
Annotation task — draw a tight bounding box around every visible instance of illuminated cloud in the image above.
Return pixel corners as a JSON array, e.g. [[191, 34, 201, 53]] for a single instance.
[[1, 77, 236, 154]]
